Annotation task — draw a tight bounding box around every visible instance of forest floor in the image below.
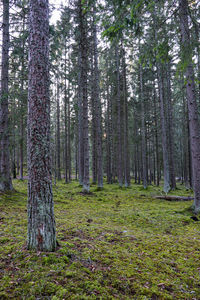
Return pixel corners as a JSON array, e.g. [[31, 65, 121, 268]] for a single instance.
[[0, 180, 200, 299]]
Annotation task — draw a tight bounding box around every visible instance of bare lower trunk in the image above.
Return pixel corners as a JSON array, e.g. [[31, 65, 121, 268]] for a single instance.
[[0, 0, 13, 192], [27, 0, 56, 251]]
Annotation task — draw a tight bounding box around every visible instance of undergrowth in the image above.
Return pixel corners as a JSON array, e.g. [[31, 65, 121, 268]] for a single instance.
[[0, 180, 200, 299]]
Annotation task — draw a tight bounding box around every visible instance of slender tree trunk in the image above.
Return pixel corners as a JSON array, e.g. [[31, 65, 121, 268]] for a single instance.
[[78, 0, 90, 192], [19, 14, 26, 181], [0, 0, 13, 191], [56, 83, 61, 181], [153, 87, 160, 186], [179, 0, 200, 213], [91, 58, 97, 184], [139, 63, 148, 189], [115, 45, 123, 187], [166, 62, 176, 189], [27, 0, 56, 251], [78, 49, 84, 185], [67, 82, 71, 182], [64, 43, 68, 184], [106, 76, 112, 184], [93, 10, 103, 188], [122, 49, 130, 187], [157, 63, 171, 193]]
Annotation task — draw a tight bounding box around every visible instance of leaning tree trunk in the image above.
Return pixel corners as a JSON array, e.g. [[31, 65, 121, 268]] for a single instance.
[[0, 0, 13, 192], [179, 0, 200, 213], [27, 0, 56, 251]]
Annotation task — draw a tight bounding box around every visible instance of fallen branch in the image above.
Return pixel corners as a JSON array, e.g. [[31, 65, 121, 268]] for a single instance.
[[154, 195, 194, 201]]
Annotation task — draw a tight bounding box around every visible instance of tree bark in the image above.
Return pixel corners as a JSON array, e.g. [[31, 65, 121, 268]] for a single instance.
[[122, 49, 130, 187], [166, 62, 176, 189], [78, 0, 90, 192], [27, 0, 56, 251], [56, 82, 61, 181], [115, 45, 123, 187], [179, 0, 200, 213], [139, 63, 148, 189], [93, 9, 103, 188], [0, 0, 13, 192], [157, 63, 171, 193]]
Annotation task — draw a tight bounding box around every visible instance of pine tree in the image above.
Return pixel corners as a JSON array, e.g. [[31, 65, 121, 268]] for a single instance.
[[27, 0, 56, 251]]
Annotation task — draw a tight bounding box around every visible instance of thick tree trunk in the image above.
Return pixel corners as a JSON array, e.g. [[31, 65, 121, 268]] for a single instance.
[[0, 0, 13, 192], [27, 0, 56, 251], [179, 0, 200, 213]]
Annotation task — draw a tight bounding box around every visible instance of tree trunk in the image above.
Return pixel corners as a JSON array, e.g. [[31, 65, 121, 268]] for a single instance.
[[139, 63, 148, 189], [64, 42, 68, 184], [78, 48, 84, 185], [56, 82, 61, 181], [166, 62, 176, 189], [106, 72, 112, 184], [115, 45, 123, 187], [0, 0, 13, 192], [93, 10, 103, 188], [78, 0, 90, 192], [122, 49, 130, 187], [179, 0, 200, 213], [91, 56, 97, 184], [157, 63, 171, 193], [27, 0, 56, 251]]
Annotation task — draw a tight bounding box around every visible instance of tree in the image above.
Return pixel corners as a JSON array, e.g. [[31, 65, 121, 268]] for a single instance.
[[0, 0, 13, 192], [27, 0, 56, 251], [179, 0, 200, 213], [76, 0, 90, 193]]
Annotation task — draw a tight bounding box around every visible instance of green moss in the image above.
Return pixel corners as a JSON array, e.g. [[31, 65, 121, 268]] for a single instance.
[[0, 179, 199, 299]]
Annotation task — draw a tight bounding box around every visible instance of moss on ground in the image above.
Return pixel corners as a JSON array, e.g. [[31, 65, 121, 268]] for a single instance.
[[0, 180, 200, 299]]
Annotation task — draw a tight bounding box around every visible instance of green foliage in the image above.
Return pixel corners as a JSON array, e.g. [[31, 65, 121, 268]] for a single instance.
[[0, 179, 199, 298]]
